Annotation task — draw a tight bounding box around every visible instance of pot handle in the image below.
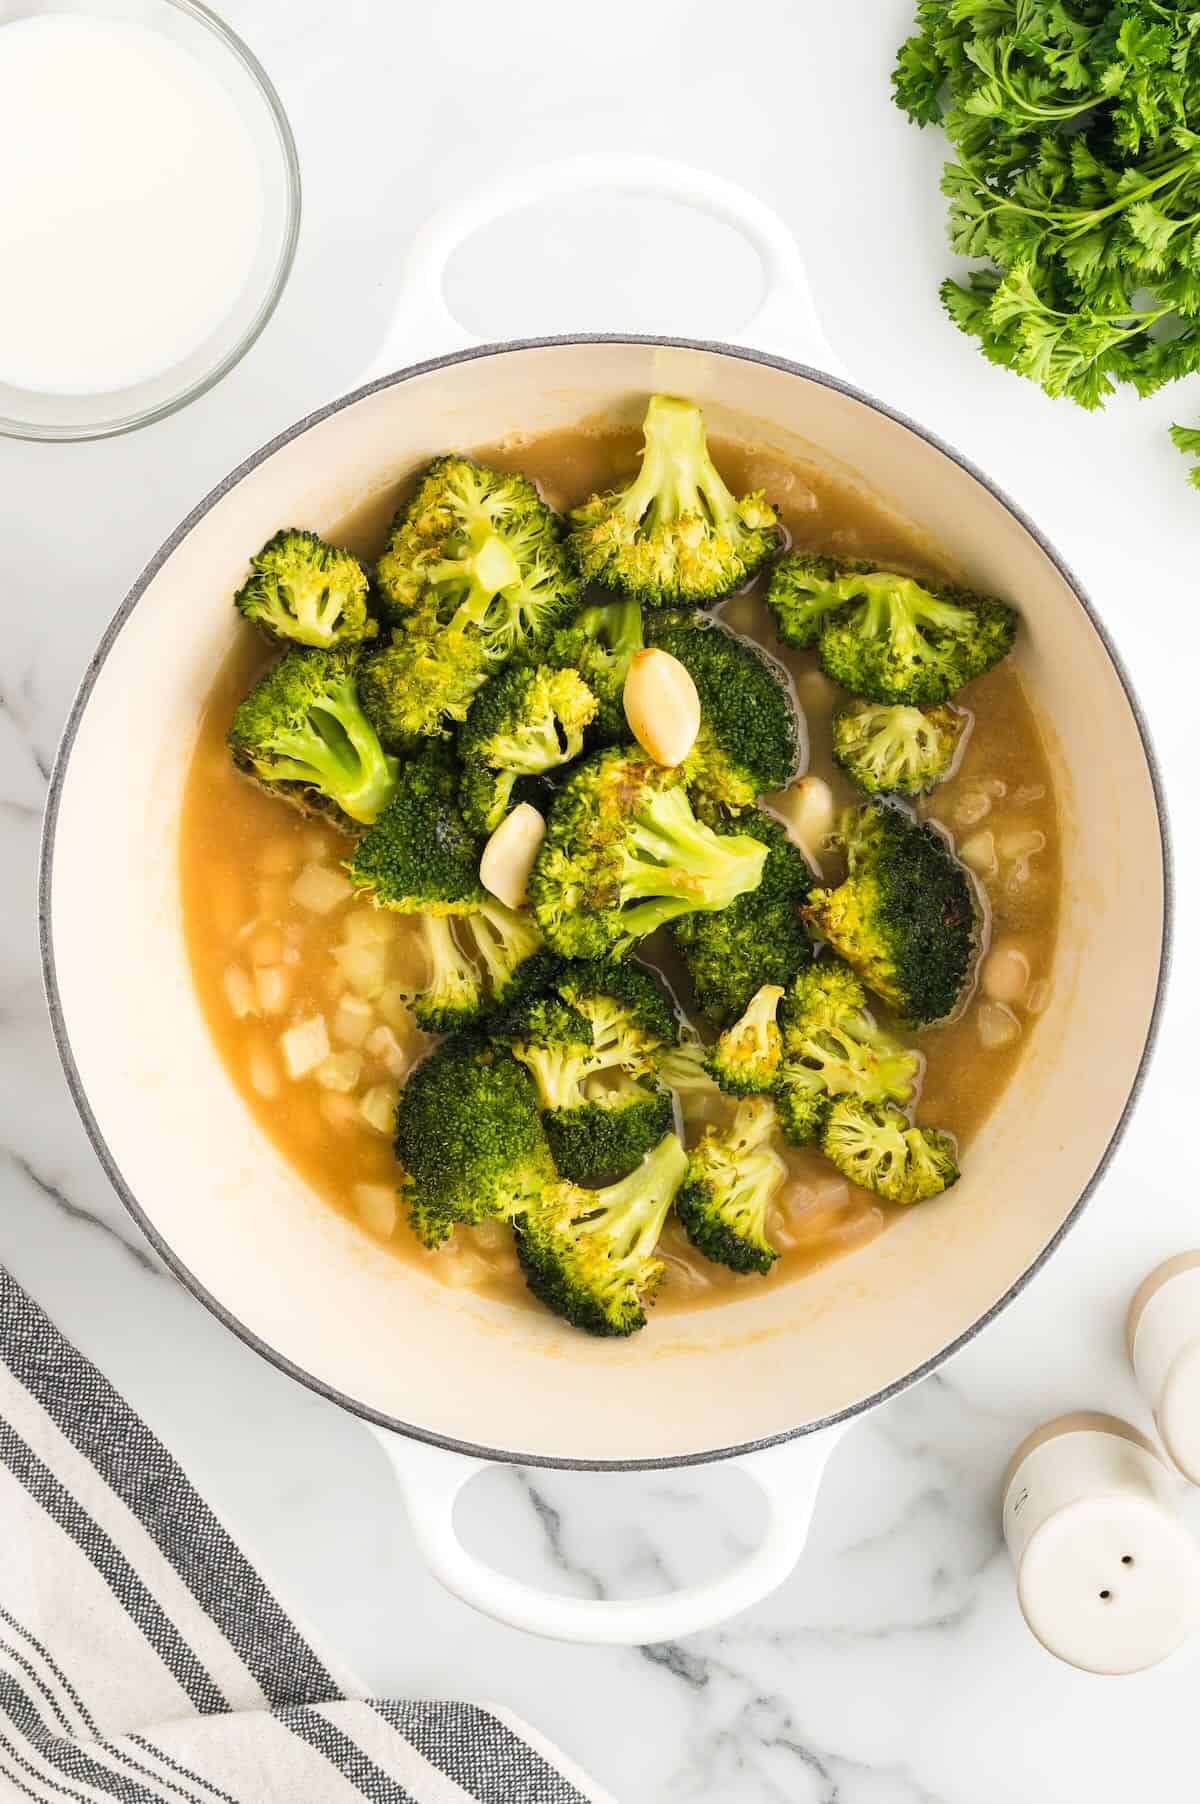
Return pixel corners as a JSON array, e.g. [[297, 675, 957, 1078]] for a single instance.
[[367, 1421, 847, 1645], [361, 152, 845, 382]]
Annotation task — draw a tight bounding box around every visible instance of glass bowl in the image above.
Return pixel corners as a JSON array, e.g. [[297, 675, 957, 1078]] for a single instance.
[[0, 0, 300, 441]]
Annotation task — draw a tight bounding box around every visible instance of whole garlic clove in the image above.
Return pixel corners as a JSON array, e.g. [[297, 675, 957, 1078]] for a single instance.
[[623, 648, 701, 767], [480, 803, 546, 910]]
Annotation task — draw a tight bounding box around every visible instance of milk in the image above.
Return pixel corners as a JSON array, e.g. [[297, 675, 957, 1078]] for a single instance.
[[0, 13, 265, 396]]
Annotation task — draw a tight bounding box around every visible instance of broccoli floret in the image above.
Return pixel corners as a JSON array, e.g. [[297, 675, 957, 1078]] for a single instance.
[[657, 1026, 723, 1099], [234, 529, 377, 649], [395, 1033, 554, 1246], [676, 1097, 785, 1276], [645, 611, 799, 806], [567, 396, 781, 607], [513, 1132, 688, 1335], [705, 984, 785, 1096], [832, 701, 966, 796], [495, 960, 680, 1181], [767, 555, 1017, 705], [545, 1079, 676, 1187], [803, 802, 977, 1026], [528, 748, 768, 958], [779, 959, 922, 1107], [821, 1097, 959, 1205], [457, 663, 598, 835], [672, 809, 814, 1025], [463, 899, 556, 1008], [534, 599, 644, 741], [406, 915, 486, 1033], [227, 647, 398, 828], [772, 1071, 830, 1148], [362, 456, 578, 742], [347, 745, 483, 914]]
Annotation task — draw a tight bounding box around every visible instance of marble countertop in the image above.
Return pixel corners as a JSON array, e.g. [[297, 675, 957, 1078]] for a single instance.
[[4, 2, 1200, 1797]]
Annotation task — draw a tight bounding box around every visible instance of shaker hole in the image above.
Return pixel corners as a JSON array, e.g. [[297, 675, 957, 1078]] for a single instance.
[[1121, 1555, 1134, 1566], [1099, 1589, 1112, 1602]]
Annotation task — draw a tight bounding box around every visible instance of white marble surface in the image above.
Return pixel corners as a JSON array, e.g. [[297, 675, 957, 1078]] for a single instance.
[[4, 1, 1200, 1797]]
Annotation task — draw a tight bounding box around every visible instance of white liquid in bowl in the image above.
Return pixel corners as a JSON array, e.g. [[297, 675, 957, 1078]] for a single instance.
[[0, 13, 265, 396]]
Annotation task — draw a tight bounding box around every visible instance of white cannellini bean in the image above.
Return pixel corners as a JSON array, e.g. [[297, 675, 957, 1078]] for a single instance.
[[280, 1014, 330, 1079], [291, 861, 353, 915], [354, 1183, 398, 1239], [254, 965, 289, 1016], [333, 992, 375, 1047], [776, 775, 835, 856], [480, 802, 545, 910], [981, 942, 1031, 1005], [1025, 978, 1052, 1015], [977, 1000, 1021, 1050], [622, 648, 701, 767], [222, 963, 256, 1020], [997, 825, 1045, 862]]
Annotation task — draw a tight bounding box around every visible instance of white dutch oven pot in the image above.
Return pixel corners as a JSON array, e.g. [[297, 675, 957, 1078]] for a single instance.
[[40, 156, 1169, 1645]]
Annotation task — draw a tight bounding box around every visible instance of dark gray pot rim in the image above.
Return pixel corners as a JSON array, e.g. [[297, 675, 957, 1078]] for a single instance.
[[37, 333, 1173, 1471]]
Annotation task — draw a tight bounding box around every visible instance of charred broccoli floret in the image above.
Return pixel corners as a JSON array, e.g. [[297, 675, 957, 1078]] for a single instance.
[[362, 457, 578, 742], [234, 528, 376, 649], [672, 810, 814, 1025], [645, 611, 800, 807], [513, 1133, 688, 1335], [407, 915, 485, 1033], [767, 555, 1017, 704], [567, 396, 781, 607], [394, 1033, 554, 1246], [528, 748, 768, 958], [821, 1097, 959, 1205], [804, 802, 977, 1026], [832, 701, 966, 796], [705, 984, 785, 1096], [773, 958, 921, 1145], [676, 1098, 785, 1276], [347, 745, 483, 914], [463, 899, 556, 1009], [534, 599, 644, 741], [494, 960, 679, 1182], [227, 647, 398, 829], [457, 663, 598, 835]]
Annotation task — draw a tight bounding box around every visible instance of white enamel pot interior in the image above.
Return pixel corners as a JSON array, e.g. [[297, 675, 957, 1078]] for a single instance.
[[40, 158, 1169, 1645]]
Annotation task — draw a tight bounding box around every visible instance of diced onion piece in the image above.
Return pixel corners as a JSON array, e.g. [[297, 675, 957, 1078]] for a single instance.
[[317, 1050, 362, 1092], [223, 963, 256, 1020], [342, 907, 396, 948], [959, 829, 997, 879], [377, 981, 418, 1032], [320, 1091, 363, 1130], [1025, 979, 1051, 1015], [292, 862, 353, 915], [333, 992, 375, 1047], [360, 1083, 399, 1134], [302, 828, 330, 862], [259, 836, 301, 876], [332, 940, 389, 999], [366, 1024, 409, 1079], [254, 965, 289, 1016], [247, 1044, 280, 1100], [281, 1014, 330, 1079], [977, 1000, 1021, 1050], [256, 880, 288, 920], [354, 1183, 398, 1239], [433, 1244, 492, 1288], [249, 927, 285, 966]]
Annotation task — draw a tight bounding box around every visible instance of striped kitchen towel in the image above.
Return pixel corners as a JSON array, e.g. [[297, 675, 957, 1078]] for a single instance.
[[0, 1269, 611, 1804]]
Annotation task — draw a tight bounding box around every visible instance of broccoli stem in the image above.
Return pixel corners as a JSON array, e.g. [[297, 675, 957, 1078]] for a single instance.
[[617, 395, 739, 533], [621, 787, 766, 909], [266, 692, 396, 825], [586, 1133, 688, 1262]]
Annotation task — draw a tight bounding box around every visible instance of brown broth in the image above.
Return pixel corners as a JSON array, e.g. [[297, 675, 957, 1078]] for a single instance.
[[179, 427, 1061, 1314]]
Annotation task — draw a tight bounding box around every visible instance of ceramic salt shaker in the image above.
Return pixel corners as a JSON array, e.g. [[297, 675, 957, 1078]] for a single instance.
[[1002, 1411, 1200, 1674], [1128, 1253, 1200, 1485]]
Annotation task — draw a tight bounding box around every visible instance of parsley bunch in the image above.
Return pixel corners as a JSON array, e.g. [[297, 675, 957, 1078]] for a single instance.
[[893, 0, 1200, 487]]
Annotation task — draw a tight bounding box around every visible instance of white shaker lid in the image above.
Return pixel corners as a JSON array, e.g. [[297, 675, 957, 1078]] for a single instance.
[[1003, 1413, 1200, 1675], [1128, 1254, 1200, 1485]]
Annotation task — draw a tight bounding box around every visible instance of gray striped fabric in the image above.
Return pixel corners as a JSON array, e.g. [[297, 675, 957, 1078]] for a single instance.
[[0, 1271, 611, 1804]]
